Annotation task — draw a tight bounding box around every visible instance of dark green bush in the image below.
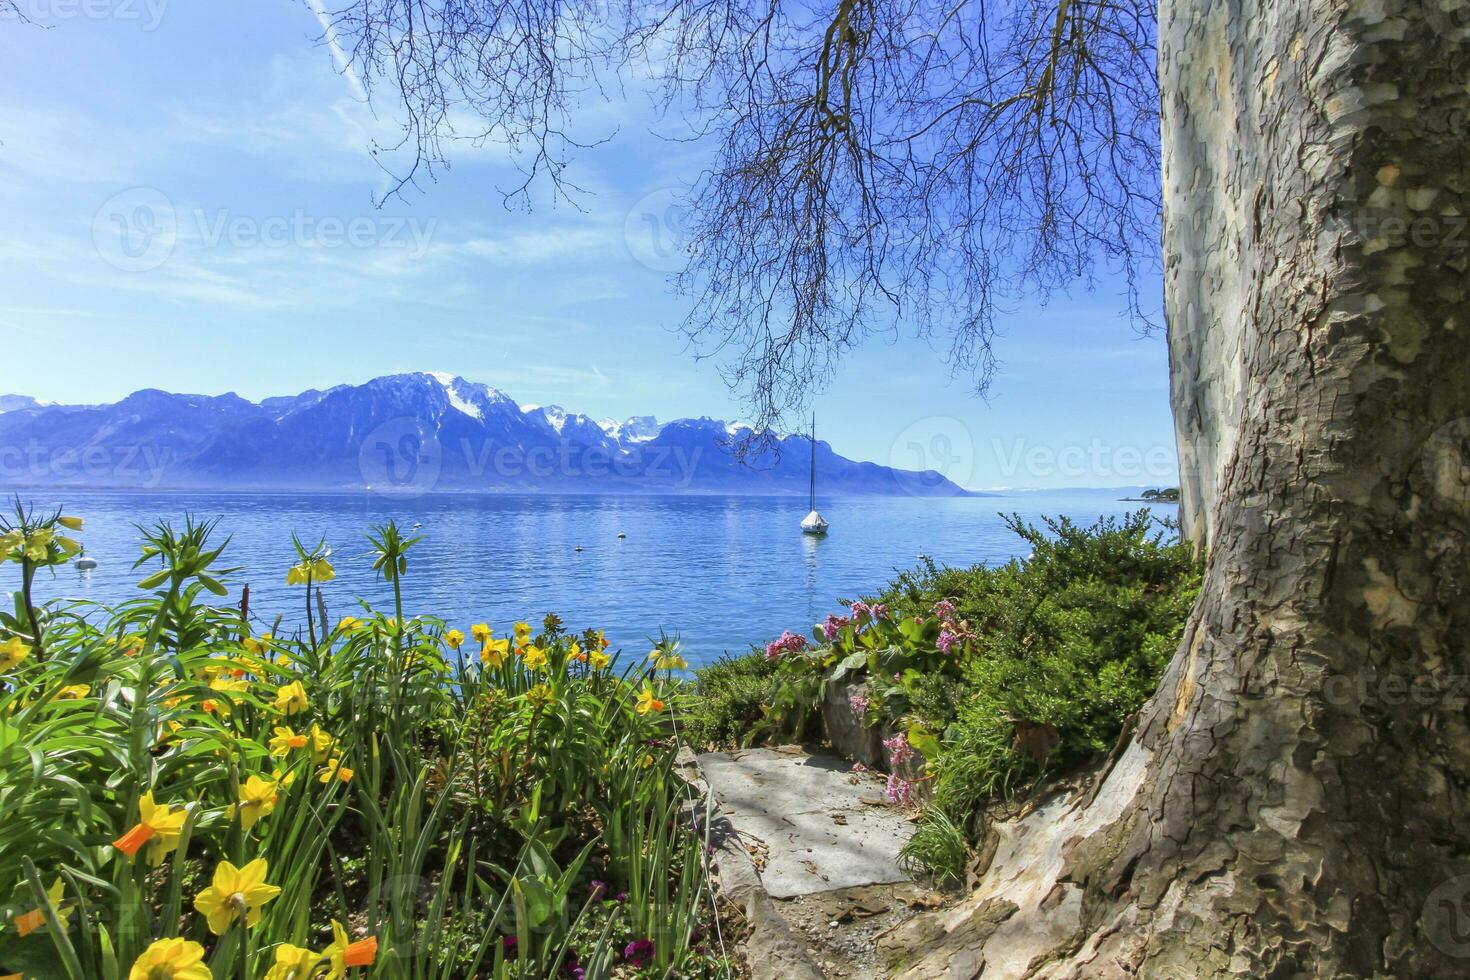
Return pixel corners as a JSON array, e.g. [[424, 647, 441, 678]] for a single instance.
[[882, 511, 1202, 815], [683, 651, 778, 749]]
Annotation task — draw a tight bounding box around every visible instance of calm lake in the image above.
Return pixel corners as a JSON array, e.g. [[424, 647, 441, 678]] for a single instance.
[[13, 490, 1174, 665]]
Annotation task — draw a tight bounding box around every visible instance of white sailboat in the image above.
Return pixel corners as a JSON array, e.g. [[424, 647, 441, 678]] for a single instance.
[[801, 413, 829, 535]]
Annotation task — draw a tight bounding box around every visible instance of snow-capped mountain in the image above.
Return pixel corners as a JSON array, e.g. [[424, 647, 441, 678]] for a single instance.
[[0, 373, 972, 496]]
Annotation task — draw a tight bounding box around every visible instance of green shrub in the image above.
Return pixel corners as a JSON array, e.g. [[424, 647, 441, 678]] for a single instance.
[[885, 512, 1202, 817], [683, 651, 778, 749]]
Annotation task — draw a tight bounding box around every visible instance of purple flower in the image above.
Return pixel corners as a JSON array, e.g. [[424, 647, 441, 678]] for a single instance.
[[883, 732, 914, 767], [848, 692, 871, 715], [885, 774, 914, 806], [588, 879, 606, 901], [820, 613, 850, 641], [615, 891, 628, 903], [765, 630, 808, 660], [932, 598, 957, 621], [502, 936, 518, 956], [937, 630, 959, 654], [624, 939, 656, 968]]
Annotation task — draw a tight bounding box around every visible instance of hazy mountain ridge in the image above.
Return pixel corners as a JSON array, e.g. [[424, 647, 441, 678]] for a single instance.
[[0, 373, 973, 496]]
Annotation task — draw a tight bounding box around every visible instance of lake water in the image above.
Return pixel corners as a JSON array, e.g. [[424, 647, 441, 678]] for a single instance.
[[11, 490, 1174, 665]]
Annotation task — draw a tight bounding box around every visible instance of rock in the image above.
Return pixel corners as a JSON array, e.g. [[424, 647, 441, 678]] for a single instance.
[[820, 677, 886, 767]]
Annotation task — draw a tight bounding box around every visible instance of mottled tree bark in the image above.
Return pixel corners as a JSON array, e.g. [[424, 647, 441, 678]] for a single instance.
[[894, 0, 1470, 975]]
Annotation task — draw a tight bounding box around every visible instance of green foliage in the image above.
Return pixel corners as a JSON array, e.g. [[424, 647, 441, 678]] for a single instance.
[[883, 511, 1201, 817], [898, 809, 967, 887], [0, 503, 733, 980], [683, 652, 777, 749]]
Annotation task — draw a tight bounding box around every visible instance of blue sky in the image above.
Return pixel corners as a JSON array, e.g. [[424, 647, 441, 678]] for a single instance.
[[0, 1, 1177, 489]]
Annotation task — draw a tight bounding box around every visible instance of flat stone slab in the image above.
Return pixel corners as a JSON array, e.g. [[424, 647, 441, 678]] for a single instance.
[[696, 747, 915, 898]]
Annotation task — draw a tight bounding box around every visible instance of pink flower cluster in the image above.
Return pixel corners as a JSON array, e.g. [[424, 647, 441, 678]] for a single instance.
[[848, 692, 871, 715], [885, 774, 914, 806], [849, 601, 889, 622], [820, 613, 851, 641], [765, 630, 808, 660], [937, 629, 959, 654], [932, 598, 957, 621], [883, 732, 914, 767]]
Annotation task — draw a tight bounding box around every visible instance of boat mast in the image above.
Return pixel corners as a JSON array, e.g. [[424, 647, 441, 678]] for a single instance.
[[808, 412, 817, 512]]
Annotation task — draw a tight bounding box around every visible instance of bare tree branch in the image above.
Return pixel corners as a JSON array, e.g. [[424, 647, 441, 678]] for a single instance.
[[320, 0, 1159, 434]]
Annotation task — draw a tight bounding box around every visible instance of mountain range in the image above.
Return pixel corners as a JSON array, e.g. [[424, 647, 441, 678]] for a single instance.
[[0, 373, 972, 496]]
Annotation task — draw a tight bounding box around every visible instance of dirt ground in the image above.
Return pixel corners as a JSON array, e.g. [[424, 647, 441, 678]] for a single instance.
[[769, 882, 947, 979]]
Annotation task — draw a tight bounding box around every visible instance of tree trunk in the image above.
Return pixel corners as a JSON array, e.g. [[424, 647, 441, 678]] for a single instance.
[[892, 1, 1470, 974]]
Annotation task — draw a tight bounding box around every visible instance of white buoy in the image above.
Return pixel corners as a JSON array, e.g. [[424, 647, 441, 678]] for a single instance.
[[617, 532, 626, 539], [76, 556, 98, 571]]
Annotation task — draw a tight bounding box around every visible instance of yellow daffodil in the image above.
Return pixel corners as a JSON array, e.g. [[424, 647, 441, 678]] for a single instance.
[[269, 725, 309, 757], [337, 616, 361, 632], [589, 649, 610, 670], [205, 677, 248, 717], [513, 621, 532, 644], [193, 857, 281, 935], [444, 628, 465, 650], [570, 641, 587, 663], [325, 919, 379, 975], [526, 683, 555, 709], [264, 943, 321, 980], [480, 637, 510, 669], [13, 878, 70, 938], [0, 637, 30, 672], [641, 753, 656, 769], [286, 557, 334, 585], [117, 634, 145, 656], [127, 938, 211, 980], [112, 791, 189, 865], [318, 757, 354, 785], [230, 775, 279, 831], [635, 685, 665, 715], [522, 645, 549, 672], [596, 630, 610, 650], [649, 649, 688, 671], [22, 528, 52, 560], [309, 725, 337, 763], [273, 681, 308, 715], [471, 623, 491, 644], [56, 683, 90, 700]]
